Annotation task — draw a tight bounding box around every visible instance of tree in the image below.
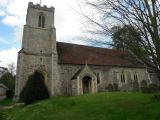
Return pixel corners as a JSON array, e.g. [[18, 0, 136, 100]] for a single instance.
[[7, 63, 16, 75], [20, 71, 49, 104], [0, 72, 15, 90], [112, 25, 150, 64], [112, 25, 142, 51], [82, 0, 160, 75]]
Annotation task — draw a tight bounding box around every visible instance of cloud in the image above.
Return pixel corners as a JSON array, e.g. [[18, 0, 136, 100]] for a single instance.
[[0, 0, 8, 7], [0, 48, 19, 68], [0, 0, 85, 42], [0, 10, 5, 16], [0, 0, 87, 69], [2, 15, 19, 26]]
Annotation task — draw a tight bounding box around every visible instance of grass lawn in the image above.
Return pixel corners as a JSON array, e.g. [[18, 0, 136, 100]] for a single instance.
[[3, 92, 160, 120]]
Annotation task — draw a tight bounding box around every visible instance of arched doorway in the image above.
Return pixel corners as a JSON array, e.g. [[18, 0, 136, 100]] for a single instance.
[[30, 70, 46, 84], [29, 70, 48, 87], [82, 76, 92, 94]]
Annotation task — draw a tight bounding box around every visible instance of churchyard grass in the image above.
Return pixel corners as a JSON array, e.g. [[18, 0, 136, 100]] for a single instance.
[[4, 92, 160, 120]]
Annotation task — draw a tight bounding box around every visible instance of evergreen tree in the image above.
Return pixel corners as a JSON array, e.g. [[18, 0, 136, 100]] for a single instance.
[[0, 72, 15, 90], [20, 71, 49, 104]]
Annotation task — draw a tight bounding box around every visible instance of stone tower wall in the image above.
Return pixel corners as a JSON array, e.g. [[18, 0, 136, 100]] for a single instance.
[[15, 2, 59, 97], [26, 2, 55, 28]]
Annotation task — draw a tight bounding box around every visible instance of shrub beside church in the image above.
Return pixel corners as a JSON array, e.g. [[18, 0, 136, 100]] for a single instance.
[[20, 71, 49, 104]]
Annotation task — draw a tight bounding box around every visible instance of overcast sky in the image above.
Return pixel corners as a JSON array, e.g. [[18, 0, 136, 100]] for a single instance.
[[0, 0, 89, 68]]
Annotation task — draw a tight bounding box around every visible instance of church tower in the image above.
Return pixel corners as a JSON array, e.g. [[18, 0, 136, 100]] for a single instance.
[[15, 2, 60, 98]]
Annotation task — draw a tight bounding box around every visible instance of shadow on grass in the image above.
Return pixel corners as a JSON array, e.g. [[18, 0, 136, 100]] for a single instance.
[[0, 98, 14, 106]]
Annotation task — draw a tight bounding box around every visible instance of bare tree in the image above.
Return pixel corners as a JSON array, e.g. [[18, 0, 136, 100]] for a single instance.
[[81, 0, 160, 73], [8, 63, 16, 75]]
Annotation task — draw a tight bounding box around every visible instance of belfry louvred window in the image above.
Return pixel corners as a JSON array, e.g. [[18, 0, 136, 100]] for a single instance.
[[38, 14, 45, 28]]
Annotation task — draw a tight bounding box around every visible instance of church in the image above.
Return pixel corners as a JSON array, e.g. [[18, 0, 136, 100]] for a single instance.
[[15, 2, 152, 97]]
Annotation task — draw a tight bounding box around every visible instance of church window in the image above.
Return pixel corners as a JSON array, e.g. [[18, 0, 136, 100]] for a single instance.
[[38, 14, 45, 28], [97, 72, 100, 84], [134, 73, 138, 81], [121, 73, 125, 83]]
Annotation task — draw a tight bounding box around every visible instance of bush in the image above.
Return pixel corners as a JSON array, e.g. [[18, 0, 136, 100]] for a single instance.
[[20, 71, 50, 104], [107, 84, 114, 92], [141, 83, 159, 93], [141, 87, 150, 93], [141, 80, 149, 93], [153, 93, 160, 100], [148, 83, 159, 93], [141, 80, 147, 87], [113, 83, 118, 91], [132, 80, 139, 92]]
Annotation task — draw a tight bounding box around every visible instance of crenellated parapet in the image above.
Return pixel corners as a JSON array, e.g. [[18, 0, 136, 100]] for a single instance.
[[28, 2, 54, 12]]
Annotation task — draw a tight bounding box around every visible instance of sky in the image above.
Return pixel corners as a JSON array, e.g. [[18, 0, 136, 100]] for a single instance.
[[0, 0, 89, 68]]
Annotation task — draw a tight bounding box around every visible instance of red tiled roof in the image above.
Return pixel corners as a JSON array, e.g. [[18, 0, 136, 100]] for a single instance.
[[57, 42, 145, 67]]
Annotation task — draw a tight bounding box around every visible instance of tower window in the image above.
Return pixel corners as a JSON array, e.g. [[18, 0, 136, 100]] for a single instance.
[[38, 14, 45, 28]]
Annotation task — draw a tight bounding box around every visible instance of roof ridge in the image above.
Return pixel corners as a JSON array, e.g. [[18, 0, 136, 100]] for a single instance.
[[56, 42, 128, 54]]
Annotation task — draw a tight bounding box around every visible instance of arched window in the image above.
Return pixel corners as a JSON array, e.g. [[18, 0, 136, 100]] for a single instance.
[[134, 73, 138, 81], [121, 73, 125, 83], [97, 72, 100, 84], [38, 14, 45, 28]]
